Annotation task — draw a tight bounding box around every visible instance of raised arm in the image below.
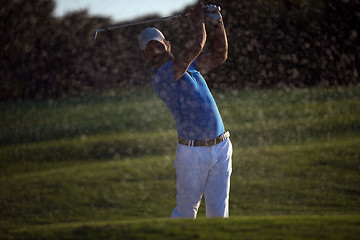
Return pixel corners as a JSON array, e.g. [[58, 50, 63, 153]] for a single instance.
[[173, 7, 207, 80], [197, 6, 228, 75]]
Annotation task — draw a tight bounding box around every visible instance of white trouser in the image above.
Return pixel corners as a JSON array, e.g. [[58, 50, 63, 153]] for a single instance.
[[171, 138, 233, 218]]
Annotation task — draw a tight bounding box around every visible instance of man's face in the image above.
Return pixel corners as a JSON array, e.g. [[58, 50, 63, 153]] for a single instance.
[[142, 40, 170, 67]]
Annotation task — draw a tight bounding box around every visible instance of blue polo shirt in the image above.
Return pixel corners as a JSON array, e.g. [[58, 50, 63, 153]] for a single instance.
[[152, 60, 225, 140]]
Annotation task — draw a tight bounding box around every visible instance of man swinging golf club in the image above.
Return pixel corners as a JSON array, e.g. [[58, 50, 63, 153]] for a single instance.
[[139, 4, 232, 218]]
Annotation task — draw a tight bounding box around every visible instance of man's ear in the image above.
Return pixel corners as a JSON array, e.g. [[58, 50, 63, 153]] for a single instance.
[[164, 40, 171, 52]]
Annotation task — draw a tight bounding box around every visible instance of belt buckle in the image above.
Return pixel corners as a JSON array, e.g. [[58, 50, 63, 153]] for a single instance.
[[220, 134, 225, 142]]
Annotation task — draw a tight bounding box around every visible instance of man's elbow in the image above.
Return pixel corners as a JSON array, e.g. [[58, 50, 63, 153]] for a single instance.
[[222, 50, 228, 63]]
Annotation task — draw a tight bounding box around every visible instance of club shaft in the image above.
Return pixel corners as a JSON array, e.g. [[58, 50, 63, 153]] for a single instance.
[[93, 13, 189, 43], [93, 5, 220, 43], [96, 13, 188, 32]]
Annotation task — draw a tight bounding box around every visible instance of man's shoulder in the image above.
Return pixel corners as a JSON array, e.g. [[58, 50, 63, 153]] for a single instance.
[[152, 61, 175, 83]]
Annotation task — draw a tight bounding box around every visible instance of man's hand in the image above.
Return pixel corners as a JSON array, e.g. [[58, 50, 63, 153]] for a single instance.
[[205, 5, 223, 25]]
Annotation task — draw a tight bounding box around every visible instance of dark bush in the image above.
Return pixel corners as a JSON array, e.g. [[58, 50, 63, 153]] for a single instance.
[[0, 0, 359, 100]]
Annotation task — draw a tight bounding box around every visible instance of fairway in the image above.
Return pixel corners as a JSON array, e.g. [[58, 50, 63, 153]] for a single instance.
[[1, 87, 359, 239]]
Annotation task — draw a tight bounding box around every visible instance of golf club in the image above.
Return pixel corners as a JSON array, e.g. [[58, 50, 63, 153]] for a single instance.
[[93, 5, 221, 44], [93, 13, 189, 43]]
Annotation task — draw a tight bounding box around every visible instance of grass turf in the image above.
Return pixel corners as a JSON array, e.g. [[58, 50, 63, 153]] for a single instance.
[[0, 87, 359, 239], [6, 216, 360, 240]]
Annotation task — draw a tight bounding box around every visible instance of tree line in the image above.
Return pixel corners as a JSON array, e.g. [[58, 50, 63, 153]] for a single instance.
[[0, 0, 359, 100]]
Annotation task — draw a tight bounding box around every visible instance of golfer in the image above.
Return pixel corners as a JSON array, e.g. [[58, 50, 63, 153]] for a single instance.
[[139, 5, 232, 218]]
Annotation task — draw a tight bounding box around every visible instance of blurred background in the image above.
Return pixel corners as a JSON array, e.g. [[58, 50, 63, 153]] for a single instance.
[[1, 0, 359, 100]]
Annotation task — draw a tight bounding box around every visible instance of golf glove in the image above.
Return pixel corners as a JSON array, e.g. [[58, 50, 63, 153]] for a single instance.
[[205, 5, 223, 25]]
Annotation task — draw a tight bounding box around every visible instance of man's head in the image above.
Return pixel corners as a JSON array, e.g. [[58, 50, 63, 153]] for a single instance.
[[139, 27, 165, 51], [139, 27, 172, 68]]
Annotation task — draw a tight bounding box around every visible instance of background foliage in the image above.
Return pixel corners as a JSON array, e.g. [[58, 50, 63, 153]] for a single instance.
[[1, 0, 359, 100]]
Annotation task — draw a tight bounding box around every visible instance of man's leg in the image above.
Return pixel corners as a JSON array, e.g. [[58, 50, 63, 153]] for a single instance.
[[204, 139, 233, 218], [171, 144, 211, 218]]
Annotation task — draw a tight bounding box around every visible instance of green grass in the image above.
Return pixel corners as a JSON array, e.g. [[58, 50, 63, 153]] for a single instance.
[[6, 216, 360, 240], [1, 87, 359, 239]]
